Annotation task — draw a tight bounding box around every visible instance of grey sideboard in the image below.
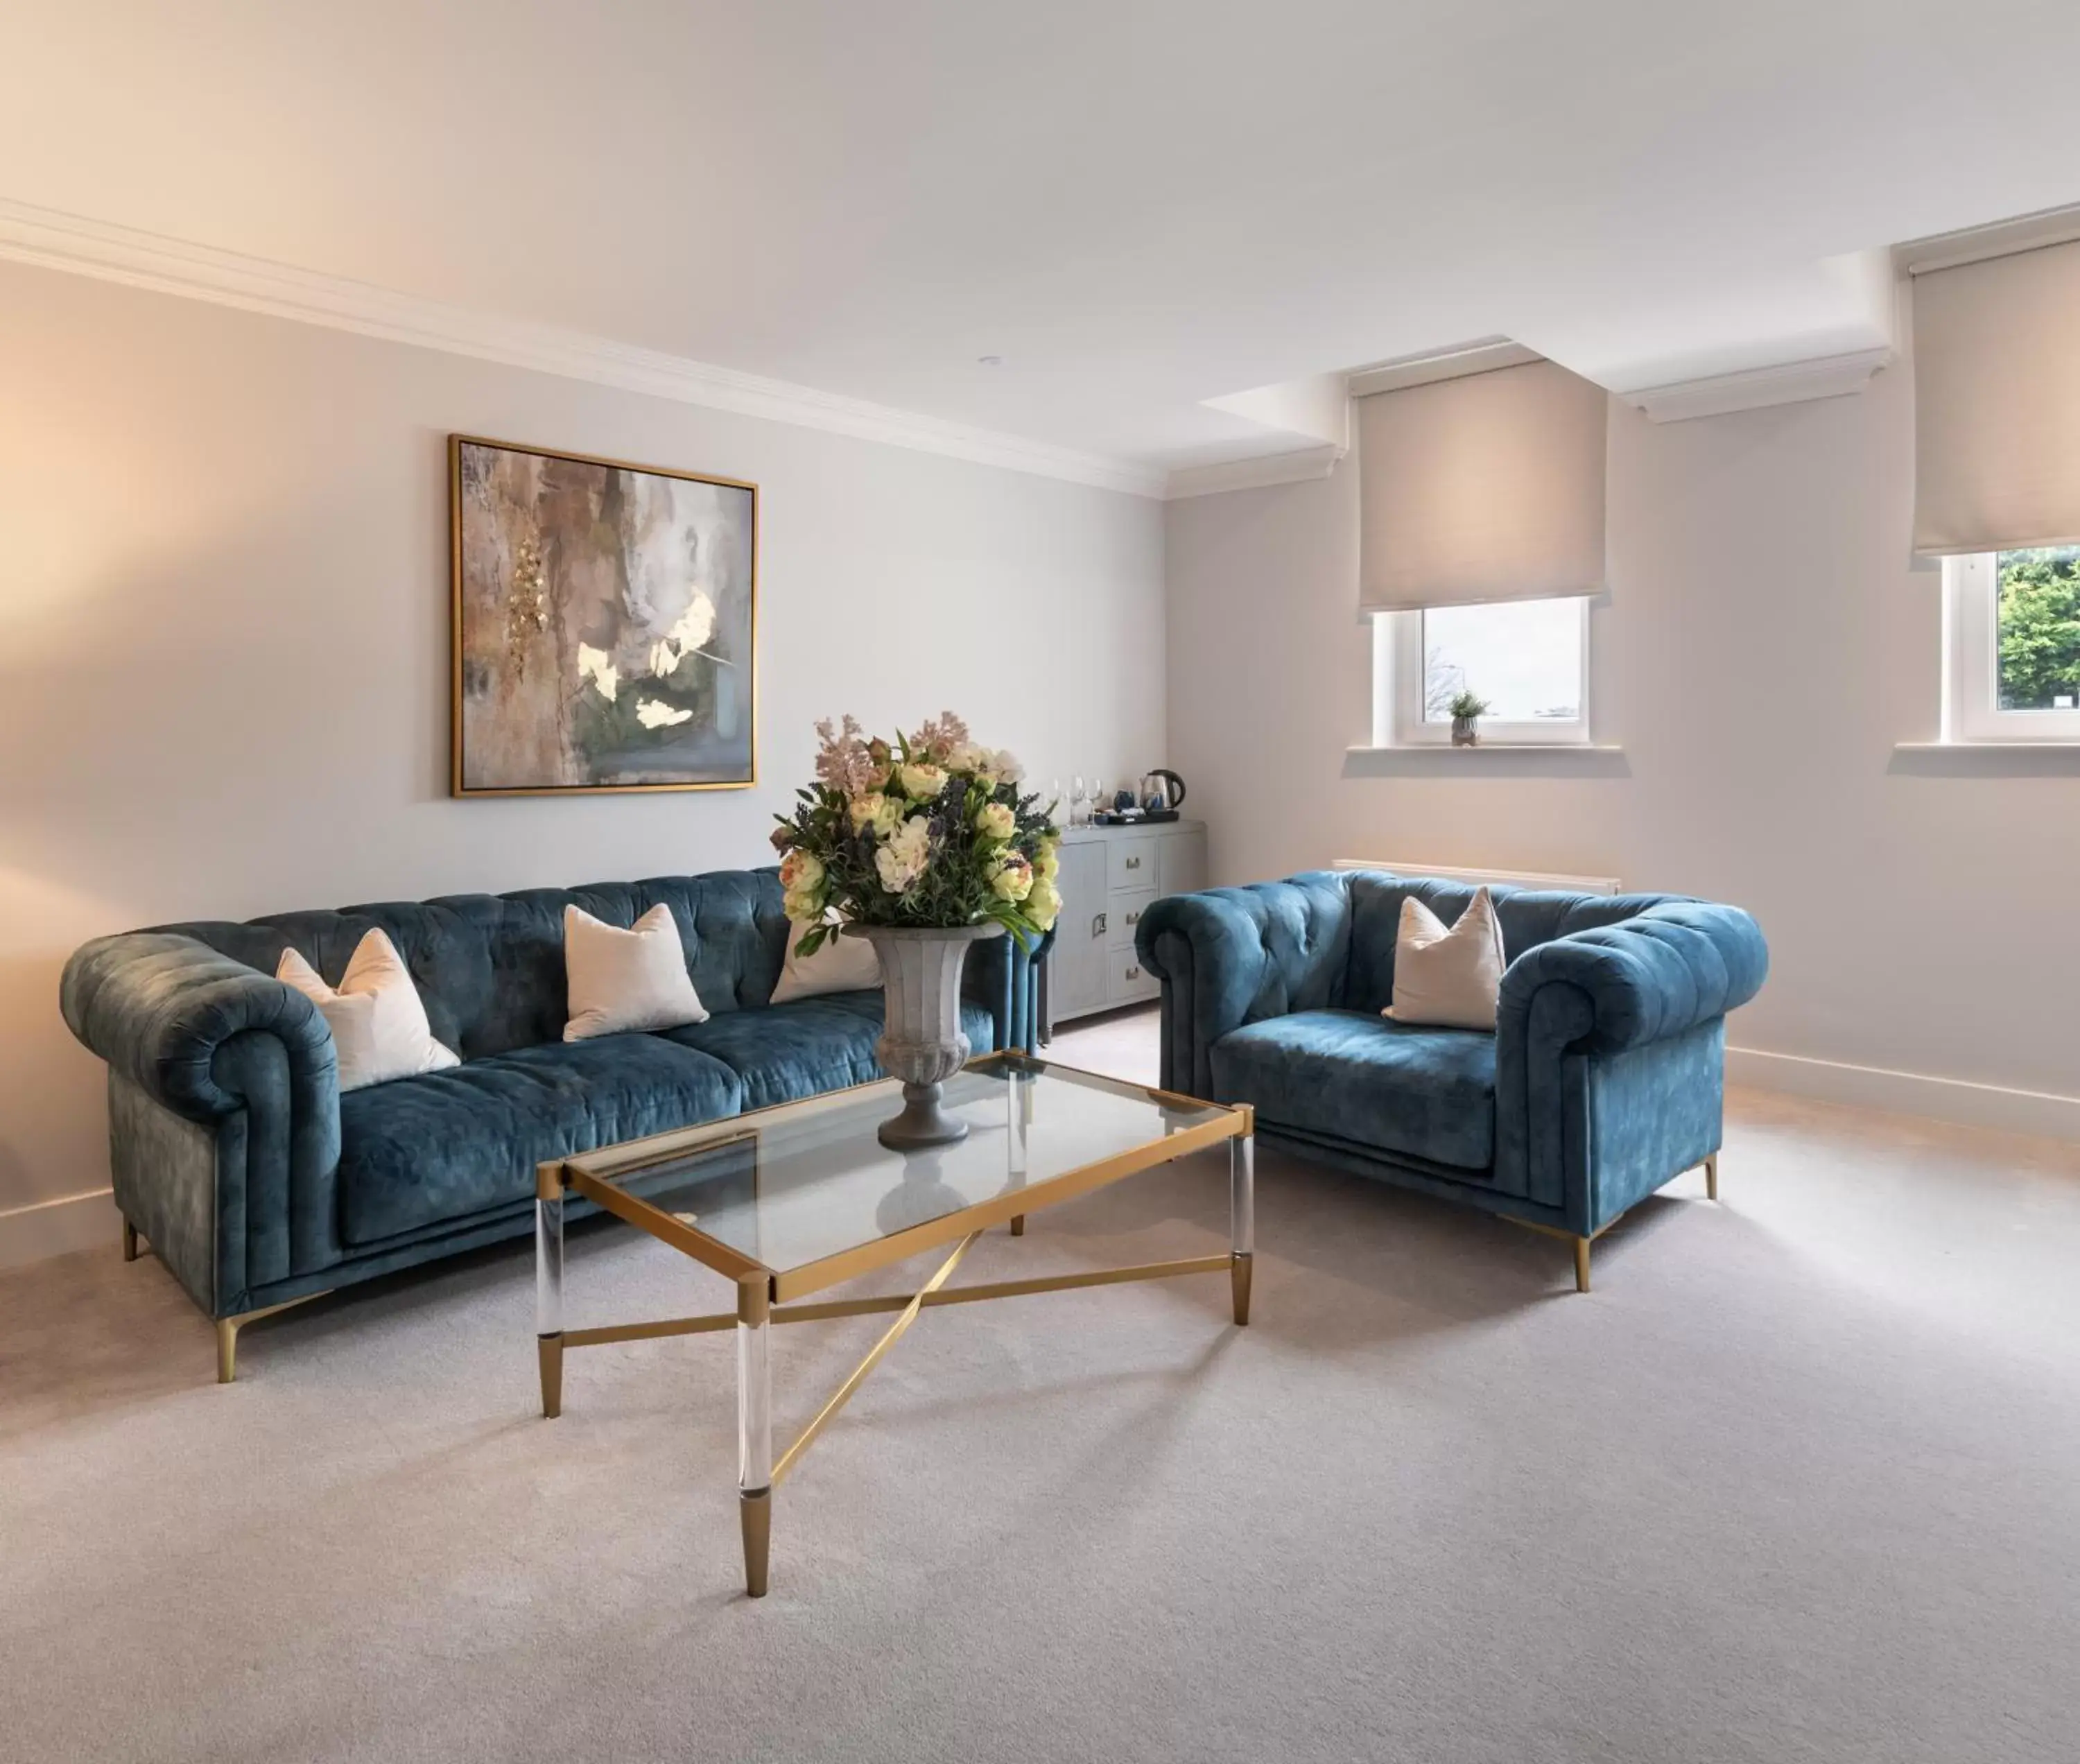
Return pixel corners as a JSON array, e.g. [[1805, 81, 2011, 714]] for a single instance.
[[1042, 820, 1208, 1033]]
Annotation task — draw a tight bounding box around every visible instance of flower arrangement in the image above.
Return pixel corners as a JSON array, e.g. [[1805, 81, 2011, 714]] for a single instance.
[[771, 712, 1061, 956]]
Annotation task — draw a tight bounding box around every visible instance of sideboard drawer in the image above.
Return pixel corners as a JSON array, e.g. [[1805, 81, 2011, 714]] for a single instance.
[[1107, 836, 1159, 891], [1106, 951, 1161, 1007], [1107, 888, 1157, 950]]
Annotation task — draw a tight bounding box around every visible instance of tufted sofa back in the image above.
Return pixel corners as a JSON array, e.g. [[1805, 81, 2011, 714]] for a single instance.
[[157, 871, 792, 1061], [1340, 872, 1692, 1017]]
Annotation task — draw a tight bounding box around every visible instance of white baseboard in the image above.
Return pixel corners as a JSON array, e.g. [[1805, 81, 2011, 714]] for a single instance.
[[1728, 1046, 2080, 1143], [0, 1186, 119, 1270]]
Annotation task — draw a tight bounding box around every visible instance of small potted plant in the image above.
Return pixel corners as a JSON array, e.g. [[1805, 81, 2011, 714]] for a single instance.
[[1448, 690, 1490, 747]]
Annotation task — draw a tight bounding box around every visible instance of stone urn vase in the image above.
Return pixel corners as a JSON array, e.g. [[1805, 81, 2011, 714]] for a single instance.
[[849, 922, 1005, 1150], [1450, 714, 1479, 747]]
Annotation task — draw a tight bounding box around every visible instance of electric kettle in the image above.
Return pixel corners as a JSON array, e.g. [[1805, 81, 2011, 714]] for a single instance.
[[1137, 770, 1186, 817]]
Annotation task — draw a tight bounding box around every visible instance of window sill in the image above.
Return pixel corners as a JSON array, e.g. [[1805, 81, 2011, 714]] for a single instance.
[[1344, 743, 1629, 778], [1890, 742, 2080, 775]]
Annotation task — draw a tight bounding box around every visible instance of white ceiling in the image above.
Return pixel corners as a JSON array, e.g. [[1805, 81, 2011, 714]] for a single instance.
[[4, 0, 2077, 480]]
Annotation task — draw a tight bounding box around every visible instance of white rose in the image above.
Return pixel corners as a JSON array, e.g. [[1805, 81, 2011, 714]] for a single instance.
[[898, 761, 947, 801], [990, 748, 1025, 785], [779, 849, 824, 892], [783, 887, 822, 924], [848, 792, 886, 833], [945, 741, 985, 775], [1033, 836, 1060, 880], [989, 851, 1034, 902], [1025, 876, 1061, 929], [975, 801, 1016, 842]]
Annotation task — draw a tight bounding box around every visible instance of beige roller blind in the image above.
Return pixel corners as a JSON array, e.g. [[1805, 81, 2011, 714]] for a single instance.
[[1913, 238, 2080, 555], [1357, 357, 1608, 612]]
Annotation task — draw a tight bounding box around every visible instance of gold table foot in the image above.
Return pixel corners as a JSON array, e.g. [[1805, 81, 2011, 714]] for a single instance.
[[122, 1220, 141, 1263], [1704, 1152, 1719, 1202], [1572, 1236, 1591, 1294], [538, 1333, 564, 1418], [1231, 1252, 1253, 1326], [740, 1487, 772, 1598], [1009, 1215, 1025, 1237]]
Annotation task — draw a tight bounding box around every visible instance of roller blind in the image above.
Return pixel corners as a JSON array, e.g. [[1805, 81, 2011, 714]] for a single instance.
[[1357, 357, 1608, 612], [1912, 237, 2080, 555]]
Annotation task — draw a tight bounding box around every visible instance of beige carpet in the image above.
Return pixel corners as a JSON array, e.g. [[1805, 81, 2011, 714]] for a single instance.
[[3, 1008, 2078, 1763]]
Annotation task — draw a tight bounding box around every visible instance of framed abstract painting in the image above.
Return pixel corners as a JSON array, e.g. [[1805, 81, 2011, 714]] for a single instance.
[[450, 435, 758, 795]]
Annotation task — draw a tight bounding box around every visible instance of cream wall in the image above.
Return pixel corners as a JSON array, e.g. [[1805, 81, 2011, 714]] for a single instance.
[[0, 259, 1165, 1264], [1167, 352, 2080, 1134]]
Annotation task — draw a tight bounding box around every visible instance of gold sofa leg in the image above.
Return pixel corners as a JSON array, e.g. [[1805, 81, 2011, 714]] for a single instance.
[[214, 1293, 329, 1384], [1572, 1236, 1591, 1295], [1704, 1152, 1719, 1202], [122, 1220, 141, 1263]]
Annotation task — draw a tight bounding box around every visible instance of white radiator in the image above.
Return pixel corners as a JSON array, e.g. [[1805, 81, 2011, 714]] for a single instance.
[[1332, 858, 1620, 895]]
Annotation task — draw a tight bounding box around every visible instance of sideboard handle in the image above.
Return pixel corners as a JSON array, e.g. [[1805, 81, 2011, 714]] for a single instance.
[[1126, 965, 1141, 980], [1125, 856, 1141, 870], [1125, 910, 1141, 926], [1093, 912, 1107, 937]]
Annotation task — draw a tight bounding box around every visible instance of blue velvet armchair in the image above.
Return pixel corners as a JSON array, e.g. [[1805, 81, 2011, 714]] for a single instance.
[[61, 868, 1043, 1378], [1134, 870, 1767, 1289]]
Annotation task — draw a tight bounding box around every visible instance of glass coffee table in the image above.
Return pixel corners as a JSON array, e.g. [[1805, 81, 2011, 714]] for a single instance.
[[533, 1050, 1254, 1597]]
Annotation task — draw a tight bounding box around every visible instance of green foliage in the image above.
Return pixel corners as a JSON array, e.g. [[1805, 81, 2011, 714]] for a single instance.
[[1448, 689, 1491, 720], [1996, 549, 2080, 711]]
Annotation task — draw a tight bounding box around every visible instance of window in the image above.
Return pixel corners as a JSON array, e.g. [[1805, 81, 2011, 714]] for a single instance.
[[1942, 548, 2080, 742], [1371, 596, 1591, 746]]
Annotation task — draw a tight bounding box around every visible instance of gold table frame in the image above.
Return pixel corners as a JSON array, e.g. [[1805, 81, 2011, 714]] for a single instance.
[[533, 1050, 1255, 1596]]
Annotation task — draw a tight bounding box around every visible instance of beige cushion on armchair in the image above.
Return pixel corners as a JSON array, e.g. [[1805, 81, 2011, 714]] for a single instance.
[[1383, 888, 1505, 1030]]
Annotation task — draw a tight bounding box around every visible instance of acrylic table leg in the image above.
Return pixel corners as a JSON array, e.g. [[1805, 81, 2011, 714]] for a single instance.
[[535, 1177, 564, 1419], [1229, 1130, 1255, 1326], [1007, 1069, 1029, 1236], [738, 1277, 773, 1597]]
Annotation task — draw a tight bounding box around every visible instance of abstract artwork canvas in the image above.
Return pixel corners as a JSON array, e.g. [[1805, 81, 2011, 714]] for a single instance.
[[451, 435, 757, 794]]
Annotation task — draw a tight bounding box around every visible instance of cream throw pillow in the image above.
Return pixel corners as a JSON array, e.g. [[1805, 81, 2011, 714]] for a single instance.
[[277, 930, 460, 1091], [771, 922, 881, 1004], [1384, 888, 1506, 1031], [563, 903, 709, 1041]]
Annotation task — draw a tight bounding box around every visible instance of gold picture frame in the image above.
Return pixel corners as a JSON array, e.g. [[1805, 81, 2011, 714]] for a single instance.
[[449, 434, 759, 796]]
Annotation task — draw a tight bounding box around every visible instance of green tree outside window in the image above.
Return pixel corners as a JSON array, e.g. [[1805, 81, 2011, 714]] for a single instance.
[[1996, 547, 2080, 710]]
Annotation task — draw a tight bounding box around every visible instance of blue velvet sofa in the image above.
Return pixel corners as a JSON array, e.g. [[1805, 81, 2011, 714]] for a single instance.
[[61, 870, 1040, 1376], [1134, 870, 1767, 1289]]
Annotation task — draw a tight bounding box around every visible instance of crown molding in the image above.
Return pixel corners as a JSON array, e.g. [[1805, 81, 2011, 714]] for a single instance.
[[1621, 345, 1894, 424], [1897, 202, 2080, 277], [0, 197, 1168, 499], [1163, 442, 1344, 500], [1346, 338, 1541, 399]]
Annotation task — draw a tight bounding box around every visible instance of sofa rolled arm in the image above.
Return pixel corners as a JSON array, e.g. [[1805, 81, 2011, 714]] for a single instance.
[[61, 931, 340, 1123], [1137, 873, 1353, 1098], [1496, 901, 1768, 1054], [962, 925, 1051, 1053]]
